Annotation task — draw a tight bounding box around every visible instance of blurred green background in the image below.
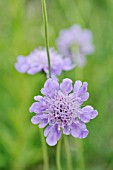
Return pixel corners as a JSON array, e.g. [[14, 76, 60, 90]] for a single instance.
[[0, 0, 113, 169]]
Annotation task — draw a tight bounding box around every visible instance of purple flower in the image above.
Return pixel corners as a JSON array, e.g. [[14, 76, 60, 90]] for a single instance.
[[30, 78, 98, 146], [15, 47, 74, 78], [56, 24, 94, 67]]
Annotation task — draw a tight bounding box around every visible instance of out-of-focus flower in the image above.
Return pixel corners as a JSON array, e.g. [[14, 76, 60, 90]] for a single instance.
[[30, 78, 98, 146], [56, 25, 94, 67], [15, 47, 75, 78]]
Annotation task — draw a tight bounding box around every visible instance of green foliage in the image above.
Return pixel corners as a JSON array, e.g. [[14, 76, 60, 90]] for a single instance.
[[0, 0, 113, 169]]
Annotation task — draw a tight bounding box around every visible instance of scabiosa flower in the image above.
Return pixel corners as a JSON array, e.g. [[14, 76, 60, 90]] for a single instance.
[[15, 47, 74, 78], [30, 78, 98, 146], [56, 24, 94, 67]]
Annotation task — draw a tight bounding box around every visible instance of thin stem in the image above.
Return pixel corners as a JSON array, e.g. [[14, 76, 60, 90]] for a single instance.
[[75, 67, 83, 80], [56, 138, 62, 170], [76, 140, 85, 170], [41, 0, 51, 78], [40, 129, 49, 170], [64, 136, 72, 170]]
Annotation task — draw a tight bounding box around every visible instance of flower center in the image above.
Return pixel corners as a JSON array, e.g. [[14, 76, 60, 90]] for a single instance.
[[70, 43, 79, 53], [36, 52, 47, 65], [69, 43, 80, 62], [47, 91, 80, 127]]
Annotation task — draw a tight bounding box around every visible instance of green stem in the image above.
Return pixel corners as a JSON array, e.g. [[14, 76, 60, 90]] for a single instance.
[[40, 1, 50, 169], [56, 138, 62, 170], [76, 140, 85, 170], [64, 136, 72, 170], [40, 129, 49, 170], [41, 0, 51, 78], [75, 67, 83, 80]]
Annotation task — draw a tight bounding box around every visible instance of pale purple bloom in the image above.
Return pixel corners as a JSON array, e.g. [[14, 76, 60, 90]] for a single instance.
[[30, 78, 98, 146], [15, 47, 74, 78], [57, 25, 94, 67]]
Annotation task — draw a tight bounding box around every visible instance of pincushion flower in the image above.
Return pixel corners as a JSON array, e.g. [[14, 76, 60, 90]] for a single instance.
[[30, 78, 98, 146], [56, 24, 94, 67], [15, 47, 74, 78]]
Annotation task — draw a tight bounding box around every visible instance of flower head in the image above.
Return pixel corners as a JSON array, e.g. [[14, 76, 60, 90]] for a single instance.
[[15, 47, 74, 78], [30, 78, 98, 146], [56, 24, 94, 67]]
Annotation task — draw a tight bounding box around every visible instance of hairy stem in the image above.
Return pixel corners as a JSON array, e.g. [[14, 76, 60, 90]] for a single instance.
[[41, 0, 51, 78]]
